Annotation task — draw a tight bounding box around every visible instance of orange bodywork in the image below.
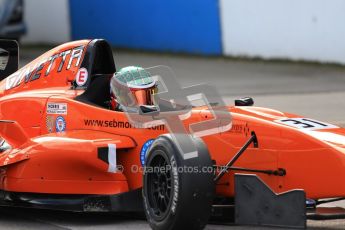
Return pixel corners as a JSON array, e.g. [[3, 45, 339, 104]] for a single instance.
[[0, 39, 344, 200]]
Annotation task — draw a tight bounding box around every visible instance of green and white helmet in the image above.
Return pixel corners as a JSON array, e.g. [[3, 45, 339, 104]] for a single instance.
[[111, 66, 157, 107]]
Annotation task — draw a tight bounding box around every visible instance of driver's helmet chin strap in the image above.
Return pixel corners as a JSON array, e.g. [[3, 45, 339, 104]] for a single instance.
[[112, 98, 139, 113]]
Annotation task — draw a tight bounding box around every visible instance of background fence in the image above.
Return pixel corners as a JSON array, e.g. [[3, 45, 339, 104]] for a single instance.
[[21, 0, 345, 64]]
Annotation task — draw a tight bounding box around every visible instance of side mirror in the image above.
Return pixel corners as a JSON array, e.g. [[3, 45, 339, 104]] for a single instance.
[[0, 40, 18, 81], [235, 97, 254, 106], [0, 48, 9, 70]]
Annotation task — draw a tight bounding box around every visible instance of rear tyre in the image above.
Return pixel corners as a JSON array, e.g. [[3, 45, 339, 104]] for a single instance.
[[142, 134, 215, 230]]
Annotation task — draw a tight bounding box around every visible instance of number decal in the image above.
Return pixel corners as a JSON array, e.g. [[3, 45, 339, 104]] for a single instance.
[[275, 118, 338, 130]]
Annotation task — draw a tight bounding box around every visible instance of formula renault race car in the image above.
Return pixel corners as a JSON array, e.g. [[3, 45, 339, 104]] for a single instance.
[[0, 39, 345, 230]]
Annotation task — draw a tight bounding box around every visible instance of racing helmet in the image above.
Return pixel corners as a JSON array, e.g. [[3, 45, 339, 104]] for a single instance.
[[110, 66, 157, 108]]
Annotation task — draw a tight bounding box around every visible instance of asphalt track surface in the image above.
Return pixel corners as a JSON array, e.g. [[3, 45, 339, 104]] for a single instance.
[[2, 47, 345, 229]]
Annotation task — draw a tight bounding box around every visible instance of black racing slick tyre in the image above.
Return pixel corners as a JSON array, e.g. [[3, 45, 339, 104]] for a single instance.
[[142, 134, 215, 230]]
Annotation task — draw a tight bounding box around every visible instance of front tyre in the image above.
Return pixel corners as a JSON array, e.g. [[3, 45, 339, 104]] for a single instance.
[[143, 134, 215, 230]]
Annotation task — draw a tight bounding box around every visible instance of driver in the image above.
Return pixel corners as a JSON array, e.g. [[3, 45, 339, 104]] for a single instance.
[[109, 66, 158, 111]]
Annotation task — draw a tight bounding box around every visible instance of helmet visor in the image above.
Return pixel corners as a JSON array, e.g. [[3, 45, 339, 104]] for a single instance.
[[132, 86, 157, 106]]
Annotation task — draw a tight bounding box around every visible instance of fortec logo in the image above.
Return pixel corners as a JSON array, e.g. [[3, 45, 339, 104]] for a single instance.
[[5, 45, 85, 90], [84, 119, 165, 131]]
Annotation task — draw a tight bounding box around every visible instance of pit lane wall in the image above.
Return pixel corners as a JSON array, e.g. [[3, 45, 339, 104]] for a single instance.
[[220, 0, 345, 64], [21, 0, 71, 44], [22, 0, 345, 64], [68, 0, 222, 55]]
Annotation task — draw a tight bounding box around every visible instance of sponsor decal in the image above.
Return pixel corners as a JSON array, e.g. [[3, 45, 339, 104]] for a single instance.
[[228, 122, 250, 136], [170, 155, 179, 214], [75, 68, 88, 86], [47, 102, 67, 115], [244, 123, 250, 136], [83, 119, 165, 131], [55, 116, 66, 132], [140, 139, 154, 166], [5, 45, 85, 90], [229, 124, 243, 133], [46, 116, 55, 133], [275, 118, 338, 131]]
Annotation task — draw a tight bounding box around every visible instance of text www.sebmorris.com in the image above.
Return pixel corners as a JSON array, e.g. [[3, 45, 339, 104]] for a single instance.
[[83, 119, 165, 130]]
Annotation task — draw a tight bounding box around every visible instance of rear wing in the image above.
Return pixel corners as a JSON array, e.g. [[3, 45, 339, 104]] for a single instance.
[[0, 40, 18, 81]]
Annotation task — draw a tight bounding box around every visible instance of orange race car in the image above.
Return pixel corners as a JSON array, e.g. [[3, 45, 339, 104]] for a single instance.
[[0, 39, 345, 230]]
